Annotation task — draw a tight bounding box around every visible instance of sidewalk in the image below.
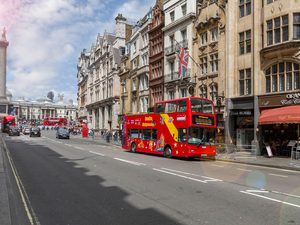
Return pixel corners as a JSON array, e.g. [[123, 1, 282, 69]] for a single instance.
[[216, 153, 300, 171], [71, 134, 300, 171], [0, 135, 12, 225]]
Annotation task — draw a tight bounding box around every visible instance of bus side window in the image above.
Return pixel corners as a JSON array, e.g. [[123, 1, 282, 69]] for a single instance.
[[166, 102, 176, 113], [142, 129, 151, 140], [155, 103, 165, 113], [130, 129, 139, 138], [178, 128, 187, 142], [177, 100, 187, 112], [151, 129, 157, 140]]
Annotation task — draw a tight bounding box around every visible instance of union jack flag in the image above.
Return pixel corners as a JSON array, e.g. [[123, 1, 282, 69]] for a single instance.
[[178, 47, 189, 78]]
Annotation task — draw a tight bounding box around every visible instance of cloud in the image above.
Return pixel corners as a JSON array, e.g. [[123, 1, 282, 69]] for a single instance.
[[1, 0, 156, 103], [114, 0, 155, 21]]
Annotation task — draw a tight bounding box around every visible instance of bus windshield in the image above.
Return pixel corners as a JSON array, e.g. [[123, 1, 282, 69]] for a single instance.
[[191, 98, 214, 114], [188, 127, 216, 145]]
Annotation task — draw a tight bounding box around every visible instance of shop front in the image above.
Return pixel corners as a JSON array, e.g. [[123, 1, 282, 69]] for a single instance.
[[258, 93, 300, 157], [228, 97, 254, 147]]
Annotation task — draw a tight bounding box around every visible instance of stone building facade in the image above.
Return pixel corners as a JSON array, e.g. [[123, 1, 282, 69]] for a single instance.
[[149, 0, 165, 109], [163, 0, 196, 100], [126, 11, 152, 114], [79, 14, 132, 131], [222, 0, 300, 153], [192, 0, 226, 143], [77, 49, 90, 122]]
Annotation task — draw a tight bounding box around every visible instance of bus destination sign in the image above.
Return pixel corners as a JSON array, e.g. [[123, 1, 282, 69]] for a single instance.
[[192, 115, 214, 126]]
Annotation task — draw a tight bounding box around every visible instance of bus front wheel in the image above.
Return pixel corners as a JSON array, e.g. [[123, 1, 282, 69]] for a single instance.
[[164, 146, 172, 158], [130, 143, 136, 153]]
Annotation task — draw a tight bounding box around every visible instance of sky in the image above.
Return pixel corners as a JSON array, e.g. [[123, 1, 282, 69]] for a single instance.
[[0, 0, 155, 103]]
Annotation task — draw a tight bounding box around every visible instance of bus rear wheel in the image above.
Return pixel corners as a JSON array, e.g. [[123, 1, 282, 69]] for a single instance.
[[130, 142, 136, 153], [164, 146, 172, 158]]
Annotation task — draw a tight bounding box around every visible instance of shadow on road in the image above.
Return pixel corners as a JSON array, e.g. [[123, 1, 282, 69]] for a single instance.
[[6, 139, 183, 225]]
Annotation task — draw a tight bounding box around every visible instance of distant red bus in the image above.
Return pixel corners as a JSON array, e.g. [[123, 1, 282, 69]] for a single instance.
[[43, 117, 67, 126], [122, 97, 217, 158], [1, 115, 16, 132]]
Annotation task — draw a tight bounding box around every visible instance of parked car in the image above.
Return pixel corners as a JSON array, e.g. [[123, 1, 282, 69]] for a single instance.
[[23, 127, 31, 135], [30, 127, 41, 137], [56, 127, 70, 139], [8, 126, 20, 136]]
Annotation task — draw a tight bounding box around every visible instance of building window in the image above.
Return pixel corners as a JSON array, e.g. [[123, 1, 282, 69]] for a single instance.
[[168, 90, 175, 100], [132, 79, 137, 91], [265, 62, 300, 93], [200, 32, 207, 46], [133, 42, 136, 53], [181, 29, 187, 41], [239, 0, 251, 18], [210, 53, 218, 73], [267, 0, 277, 4], [293, 13, 300, 40], [140, 97, 148, 113], [170, 11, 175, 22], [180, 88, 187, 98], [210, 27, 218, 42], [181, 4, 187, 16], [271, 64, 278, 92], [239, 30, 251, 54], [200, 85, 207, 98], [209, 84, 218, 102], [200, 57, 208, 75], [169, 34, 174, 49], [267, 15, 289, 46], [239, 68, 252, 96]]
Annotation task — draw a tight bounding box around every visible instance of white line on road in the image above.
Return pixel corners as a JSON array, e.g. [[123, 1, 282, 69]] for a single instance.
[[237, 168, 252, 172], [161, 168, 222, 182], [272, 190, 300, 199], [114, 158, 146, 166], [153, 168, 207, 183], [201, 176, 223, 181], [210, 164, 225, 168], [268, 173, 288, 178], [161, 167, 194, 175], [240, 191, 300, 208], [89, 151, 105, 157], [246, 190, 269, 193]]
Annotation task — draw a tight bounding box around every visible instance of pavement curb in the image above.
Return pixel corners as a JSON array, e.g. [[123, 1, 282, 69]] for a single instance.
[[216, 158, 300, 172], [0, 134, 12, 225]]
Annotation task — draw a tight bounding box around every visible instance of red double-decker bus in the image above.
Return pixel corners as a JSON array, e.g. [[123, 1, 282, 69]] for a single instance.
[[43, 117, 67, 126], [122, 97, 217, 158]]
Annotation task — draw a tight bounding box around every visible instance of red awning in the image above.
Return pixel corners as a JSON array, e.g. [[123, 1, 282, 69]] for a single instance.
[[259, 105, 300, 125]]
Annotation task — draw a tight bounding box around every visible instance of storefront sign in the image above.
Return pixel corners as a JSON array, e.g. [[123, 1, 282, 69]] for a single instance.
[[259, 92, 300, 108], [231, 110, 253, 116], [281, 92, 300, 105]]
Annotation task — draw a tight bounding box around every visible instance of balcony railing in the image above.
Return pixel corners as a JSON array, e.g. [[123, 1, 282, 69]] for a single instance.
[[165, 69, 191, 83], [165, 45, 176, 55], [165, 72, 179, 83]]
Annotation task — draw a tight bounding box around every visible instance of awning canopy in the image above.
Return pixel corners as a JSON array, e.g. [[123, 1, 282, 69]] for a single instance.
[[259, 105, 300, 125]]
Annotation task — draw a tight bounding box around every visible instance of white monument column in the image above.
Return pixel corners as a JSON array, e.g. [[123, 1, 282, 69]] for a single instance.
[[0, 28, 8, 102]]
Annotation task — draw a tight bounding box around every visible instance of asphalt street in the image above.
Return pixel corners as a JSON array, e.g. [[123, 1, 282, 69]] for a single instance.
[[3, 130, 300, 225]]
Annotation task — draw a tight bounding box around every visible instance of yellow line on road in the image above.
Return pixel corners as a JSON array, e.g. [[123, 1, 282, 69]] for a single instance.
[[1, 137, 40, 225]]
